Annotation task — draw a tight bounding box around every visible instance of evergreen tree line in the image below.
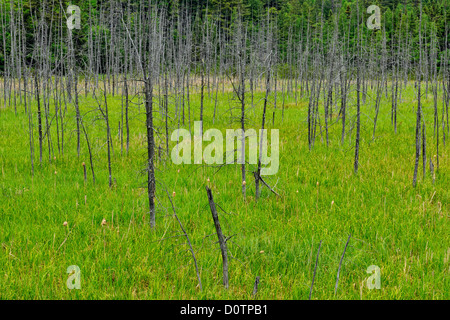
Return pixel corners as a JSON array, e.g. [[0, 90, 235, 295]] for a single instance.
[[1, 0, 450, 75]]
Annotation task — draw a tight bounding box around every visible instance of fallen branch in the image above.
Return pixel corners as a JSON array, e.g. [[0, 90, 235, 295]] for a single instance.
[[252, 276, 260, 297], [334, 234, 351, 295], [309, 240, 322, 300], [206, 185, 229, 289], [161, 184, 202, 291], [254, 172, 280, 197], [57, 224, 76, 252]]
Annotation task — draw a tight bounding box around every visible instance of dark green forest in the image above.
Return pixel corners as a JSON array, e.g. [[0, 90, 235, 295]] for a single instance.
[[0, 0, 449, 74]]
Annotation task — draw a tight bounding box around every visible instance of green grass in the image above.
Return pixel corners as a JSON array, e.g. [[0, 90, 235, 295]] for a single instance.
[[0, 81, 449, 299]]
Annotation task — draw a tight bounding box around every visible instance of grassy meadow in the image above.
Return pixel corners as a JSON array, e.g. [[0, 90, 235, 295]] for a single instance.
[[0, 80, 449, 299]]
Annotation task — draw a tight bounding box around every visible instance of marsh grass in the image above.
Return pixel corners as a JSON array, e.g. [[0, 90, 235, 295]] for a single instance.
[[0, 81, 448, 299]]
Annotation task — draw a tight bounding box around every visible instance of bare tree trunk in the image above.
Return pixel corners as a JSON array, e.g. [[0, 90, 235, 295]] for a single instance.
[[354, 0, 361, 174], [25, 70, 34, 176], [255, 54, 271, 200], [35, 73, 43, 164], [239, 20, 246, 199], [80, 117, 96, 184], [103, 77, 113, 188], [413, 1, 423, 188], [145, 77, 156, 228], [206, 186, 229, 289]]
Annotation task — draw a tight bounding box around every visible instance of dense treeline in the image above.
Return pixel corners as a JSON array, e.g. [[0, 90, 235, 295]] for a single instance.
[[1, 0, 450, 74]]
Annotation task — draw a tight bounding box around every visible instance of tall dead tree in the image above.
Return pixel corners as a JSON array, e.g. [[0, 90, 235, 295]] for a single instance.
[[413, 0, 423, 188], [255, 34, 272, 201], [206, 186, 229, 289], [354, 0, 361, 174], [237, 13, 247, 199]]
